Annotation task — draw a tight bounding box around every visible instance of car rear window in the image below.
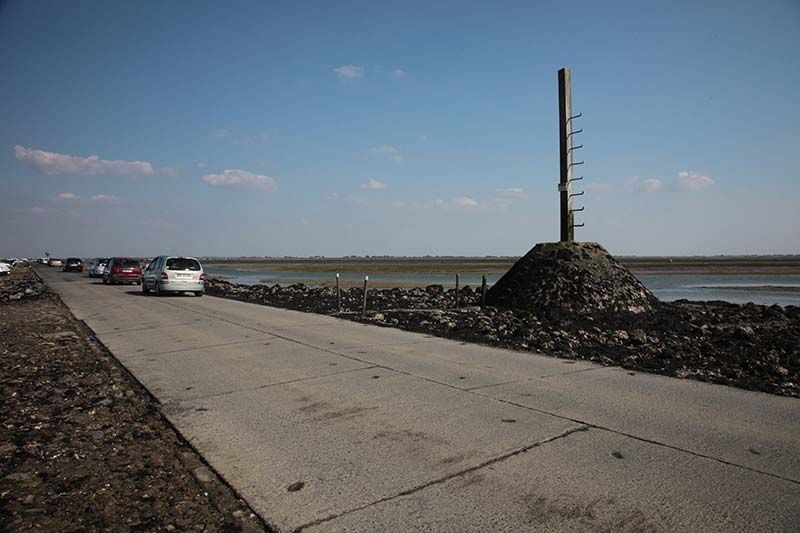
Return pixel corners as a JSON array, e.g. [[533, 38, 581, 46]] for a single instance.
[[67, 258, 81, 262], [166, 258, 201, 271], [116, 259, 140, 268]]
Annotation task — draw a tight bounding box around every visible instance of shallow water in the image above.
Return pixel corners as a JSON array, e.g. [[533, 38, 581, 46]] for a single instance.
[[204, 267, 800, 307]]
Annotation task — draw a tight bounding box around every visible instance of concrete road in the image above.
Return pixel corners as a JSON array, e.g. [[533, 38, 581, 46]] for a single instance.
[[40, 267, 800, 532]]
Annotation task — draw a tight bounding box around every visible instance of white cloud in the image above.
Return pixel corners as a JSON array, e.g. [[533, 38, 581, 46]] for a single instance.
[[233, 132, 270, 146], [31, 206, 47, 215], [214, 129, 231, 139], [324, 193, 340, 201], [371, 145, 402, 162], [201, 169, 278, 192], [15, 145, 156, 177], [451, 196, 478, 208], [360, 178, 387, 190], [56, 192, 78, 201], [91, 194, 120, 203], [639, 178, 664, 193], [333, 65, 364, 79], [196, 161, 207, 168], [495, 187, 527, 199], [390, 69, 407, 79], [678, 170, 715, 191]]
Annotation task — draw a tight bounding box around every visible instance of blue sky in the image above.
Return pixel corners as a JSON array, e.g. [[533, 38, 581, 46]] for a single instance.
[[1, 0, 798, 258]]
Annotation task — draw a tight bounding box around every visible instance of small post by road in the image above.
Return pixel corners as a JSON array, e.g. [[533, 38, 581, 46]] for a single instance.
[[336, 273, 341, 312], [361, 275, 369, 315], [480, 275, 487, 307], [455, 273, 460, 308]]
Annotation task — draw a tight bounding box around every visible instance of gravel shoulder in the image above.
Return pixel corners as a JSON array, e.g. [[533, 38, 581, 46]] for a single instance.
[[0, 265, 268, 532]]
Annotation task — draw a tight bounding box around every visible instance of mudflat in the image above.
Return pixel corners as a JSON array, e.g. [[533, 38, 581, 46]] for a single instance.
[[205, 255, 800, 277]]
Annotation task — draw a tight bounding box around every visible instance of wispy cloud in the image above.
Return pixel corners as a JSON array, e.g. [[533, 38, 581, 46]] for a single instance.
[[55, 192, 78, 201], [678, 170, 715, 191], [333, 65, 364, 80], [91, 194, 120, 203], [371, 145, 402, 162], [196, 161, 207, 168], [360, 178, 387, 190], [31, 206, 47, 215], [15, 145, 156, 177], [639, 178, 663, 193], [389, 69, 407, 79], [160, 166, 180, 177], [201, 169, 278, 192], [325, 193, 369, 206], [450, 196, 478, 208], [495, 187, 527, 200]]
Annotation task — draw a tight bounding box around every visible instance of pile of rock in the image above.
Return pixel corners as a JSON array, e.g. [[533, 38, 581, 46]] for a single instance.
[[0, 263, 49, 303], [486, 242, 658, 318]]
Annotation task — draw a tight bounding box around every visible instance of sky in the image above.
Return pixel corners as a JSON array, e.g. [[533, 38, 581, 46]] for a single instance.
[[1, 0, 798, 258]]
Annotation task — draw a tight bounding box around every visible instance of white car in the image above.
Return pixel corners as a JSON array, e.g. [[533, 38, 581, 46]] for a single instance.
[[0, 262, 10, 276]]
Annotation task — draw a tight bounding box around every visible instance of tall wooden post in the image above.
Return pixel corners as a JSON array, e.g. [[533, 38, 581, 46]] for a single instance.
[[558, 67, 574, 242]]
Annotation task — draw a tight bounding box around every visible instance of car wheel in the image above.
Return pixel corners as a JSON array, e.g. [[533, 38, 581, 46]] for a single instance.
[[142, 281, 149, 295], [154, 281, 161, 296], [194, 291, 203, 297], [102, 278, 108, 285]]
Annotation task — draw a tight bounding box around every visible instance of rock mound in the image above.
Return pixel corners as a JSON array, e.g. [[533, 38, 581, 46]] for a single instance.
[[485, 242, 658, 317]]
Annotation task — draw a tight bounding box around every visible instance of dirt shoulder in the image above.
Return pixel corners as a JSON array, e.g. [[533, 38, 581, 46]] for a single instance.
[[0, 265, 268, 532]]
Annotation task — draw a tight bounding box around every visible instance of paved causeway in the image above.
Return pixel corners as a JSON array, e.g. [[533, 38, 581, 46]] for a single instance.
[[41, 268, 800, 532]]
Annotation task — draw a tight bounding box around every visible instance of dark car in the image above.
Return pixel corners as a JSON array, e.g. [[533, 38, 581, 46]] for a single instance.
[[62, 257, 83, 272], [103, 257, 142, 285]]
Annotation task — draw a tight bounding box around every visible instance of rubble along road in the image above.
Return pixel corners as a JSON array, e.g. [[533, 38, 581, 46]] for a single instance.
[[0, 264, 266, 532], [38, 266, 800, 532]]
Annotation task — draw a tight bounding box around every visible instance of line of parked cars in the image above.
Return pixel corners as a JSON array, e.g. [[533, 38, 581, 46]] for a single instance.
[[58, 256, 206, 296]]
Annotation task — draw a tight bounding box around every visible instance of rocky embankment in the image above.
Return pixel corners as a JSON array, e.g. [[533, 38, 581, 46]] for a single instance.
[[0, 264, 50, 303], [206, 243, 800, 398]]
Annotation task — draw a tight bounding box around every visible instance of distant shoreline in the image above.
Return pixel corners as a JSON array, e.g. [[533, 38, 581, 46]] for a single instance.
[[204, 256, 800, 277]]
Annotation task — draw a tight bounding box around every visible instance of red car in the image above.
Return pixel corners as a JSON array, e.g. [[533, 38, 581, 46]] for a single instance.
[[103, 257, 142, 285]]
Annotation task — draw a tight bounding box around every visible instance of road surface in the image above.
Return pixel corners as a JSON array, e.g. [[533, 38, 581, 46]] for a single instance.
[[40, 267, 800, 532]]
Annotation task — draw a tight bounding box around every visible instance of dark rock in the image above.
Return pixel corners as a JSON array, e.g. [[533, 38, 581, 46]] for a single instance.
[[485, 242, 658, 317]]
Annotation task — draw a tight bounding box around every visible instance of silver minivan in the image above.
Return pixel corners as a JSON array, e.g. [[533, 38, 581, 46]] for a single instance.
[[142, 256, 205, 296]]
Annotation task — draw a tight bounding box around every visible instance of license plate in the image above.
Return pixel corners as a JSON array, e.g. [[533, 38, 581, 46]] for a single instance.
[[123, 269, 132, 273], [176, 273, 191, 278]]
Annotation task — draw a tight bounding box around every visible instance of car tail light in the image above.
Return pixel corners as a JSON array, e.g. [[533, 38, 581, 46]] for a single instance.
[[161, 272, 168, 280], [200, 273, 207, 281]]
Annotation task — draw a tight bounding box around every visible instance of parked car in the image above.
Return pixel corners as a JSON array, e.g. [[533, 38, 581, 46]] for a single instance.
[[88, 258, 109, 278], [0, 262, 10, 276], [142, 256, 205, 296], [103, 258, 142, 285], [62, 257, 84, 272], [48, 258, 63, 267]]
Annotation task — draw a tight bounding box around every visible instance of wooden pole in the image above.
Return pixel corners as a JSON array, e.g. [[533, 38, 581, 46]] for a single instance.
[[558, 67, 574, 242], [336, 272, 341, 312], [361, 275, 368, 315], [481, 275, 487, 307]]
